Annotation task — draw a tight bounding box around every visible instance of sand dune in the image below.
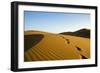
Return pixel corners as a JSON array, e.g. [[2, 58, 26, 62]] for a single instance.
[[24, 30, 90, 62], [60, 29, 90, 38]]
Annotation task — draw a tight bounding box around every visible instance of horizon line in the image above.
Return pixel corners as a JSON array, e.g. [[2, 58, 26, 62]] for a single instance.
[[24, 28, 90, 34]]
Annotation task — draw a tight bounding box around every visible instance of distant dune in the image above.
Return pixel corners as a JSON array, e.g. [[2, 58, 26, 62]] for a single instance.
[[24, 30, 90, 62], [60, 29, 90, 38]]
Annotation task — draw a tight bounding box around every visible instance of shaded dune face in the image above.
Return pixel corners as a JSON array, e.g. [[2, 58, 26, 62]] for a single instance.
[[24, 31, 90, 62], [24, 34, 44, 51]]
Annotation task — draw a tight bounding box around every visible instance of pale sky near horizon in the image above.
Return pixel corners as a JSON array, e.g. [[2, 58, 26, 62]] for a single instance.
[[24, 11, 90, 33]]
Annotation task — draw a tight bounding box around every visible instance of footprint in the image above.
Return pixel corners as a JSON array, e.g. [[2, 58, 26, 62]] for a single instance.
[[65, 39, 70, 44], [81, 55, 87, 59], [60, 36, 70, 44], [75, 46, 87, 59], [76, 46, 82, 51]]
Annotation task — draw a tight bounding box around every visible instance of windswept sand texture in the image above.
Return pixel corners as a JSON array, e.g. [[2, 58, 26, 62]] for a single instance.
[[24, 30, 90, 62]]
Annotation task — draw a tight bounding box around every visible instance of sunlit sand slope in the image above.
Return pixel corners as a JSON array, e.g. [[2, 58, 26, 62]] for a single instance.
[[24, 31, 90, 62]]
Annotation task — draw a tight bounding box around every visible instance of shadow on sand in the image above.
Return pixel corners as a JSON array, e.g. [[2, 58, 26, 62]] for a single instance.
[[24, 34, 44, 52]]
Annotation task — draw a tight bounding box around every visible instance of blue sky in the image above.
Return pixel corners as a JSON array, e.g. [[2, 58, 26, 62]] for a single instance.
[[24, 11, 90, 33]]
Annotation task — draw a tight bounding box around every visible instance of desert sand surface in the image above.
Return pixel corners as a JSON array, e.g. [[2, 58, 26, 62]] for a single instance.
[[24, 30, 90, 62]]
